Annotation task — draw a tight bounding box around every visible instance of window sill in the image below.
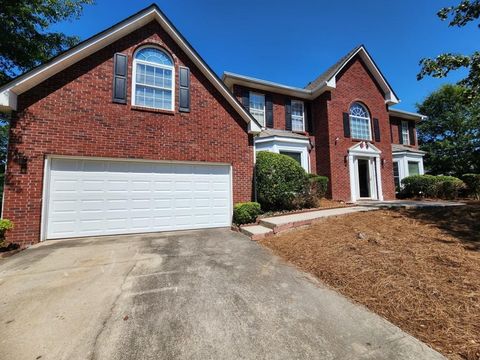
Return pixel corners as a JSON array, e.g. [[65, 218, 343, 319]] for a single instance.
[[131, 105, 175, 115]]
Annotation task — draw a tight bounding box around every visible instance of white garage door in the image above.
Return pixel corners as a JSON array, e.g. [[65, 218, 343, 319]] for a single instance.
[[45, 158, 232, 239]]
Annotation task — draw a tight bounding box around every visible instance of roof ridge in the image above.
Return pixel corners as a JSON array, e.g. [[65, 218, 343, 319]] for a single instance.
[[304, 45, 363, 90]]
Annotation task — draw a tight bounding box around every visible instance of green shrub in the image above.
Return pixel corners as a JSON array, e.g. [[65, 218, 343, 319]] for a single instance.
[[255, 151, 309, 211], [307, 174, 329, 198], [233, 202, 262, 225], [0, 219, 14, 247], [462, 173, 480, 199], [401, 175, 437, 198], [401, 175, 465, 199], [434, 176, 465, 199]]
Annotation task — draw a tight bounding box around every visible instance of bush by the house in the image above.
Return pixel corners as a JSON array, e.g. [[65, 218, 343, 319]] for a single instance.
[[401, 175, 465, 199], [0, 219, 14, 247], [462, 173, 480, 199], [435, 176, 465, 199], [307, 174, 329, 198], [255, 151, 309, 211], [233, 202, 262, 225]]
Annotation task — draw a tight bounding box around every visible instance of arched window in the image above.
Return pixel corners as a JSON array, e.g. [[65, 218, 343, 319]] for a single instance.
[[349, 102, 371, 140], [132, 47, 174, 110]]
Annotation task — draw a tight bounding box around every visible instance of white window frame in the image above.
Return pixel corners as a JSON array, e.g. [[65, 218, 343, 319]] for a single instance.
[[249, 91, 265, 127], [131, 46, 175, 111], [291, 100, 305, 132], [407, 160, 420, 176], [401, 120, 410, 145], [349, 102, 372, 141]]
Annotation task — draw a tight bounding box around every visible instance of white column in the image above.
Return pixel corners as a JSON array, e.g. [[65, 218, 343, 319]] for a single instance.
[[375, 156, 384, 201], [348, 154, 356, 202]]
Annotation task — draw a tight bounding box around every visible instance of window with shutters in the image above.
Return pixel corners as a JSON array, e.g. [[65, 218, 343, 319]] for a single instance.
[[249, 92, 265, 126], [349, 102, 371, 140], [291, 100, 305, 132], [401, 121, 410, 145], [132, 47, 174, 110]]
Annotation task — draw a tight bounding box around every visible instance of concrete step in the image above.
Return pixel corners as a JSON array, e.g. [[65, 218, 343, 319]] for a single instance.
[[259, 206, 376, 233], [240, 224, 273, 241], [241, 206, 379, 240]]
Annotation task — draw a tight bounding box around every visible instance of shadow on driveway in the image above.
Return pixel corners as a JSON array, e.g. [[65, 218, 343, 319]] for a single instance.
[[0, 228, 445, 360]]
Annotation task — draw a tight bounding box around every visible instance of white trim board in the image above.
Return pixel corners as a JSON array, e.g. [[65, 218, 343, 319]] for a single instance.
[[223, 46, 400, 105], [0, 5, 261, 133]]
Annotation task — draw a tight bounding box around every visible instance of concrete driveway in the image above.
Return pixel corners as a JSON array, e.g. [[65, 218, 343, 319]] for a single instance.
[[0, 229, 444, 360]]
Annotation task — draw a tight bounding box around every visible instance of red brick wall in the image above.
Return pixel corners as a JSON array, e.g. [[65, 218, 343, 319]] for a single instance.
[[232, 85, 316, 172], [324, 56, 396, 201], [311, 92, 331, 189], [3, 21, 254, 246]]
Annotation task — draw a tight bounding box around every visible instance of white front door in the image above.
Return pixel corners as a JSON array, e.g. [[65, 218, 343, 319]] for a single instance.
[[44, 158, 232, 239], [353, 156, 378, 201]]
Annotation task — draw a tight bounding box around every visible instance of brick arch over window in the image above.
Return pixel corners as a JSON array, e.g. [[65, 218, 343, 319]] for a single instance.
[[349, 102, 372, 141]]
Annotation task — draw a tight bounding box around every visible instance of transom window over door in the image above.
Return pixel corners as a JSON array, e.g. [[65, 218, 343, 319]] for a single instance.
[[133, 47, 174, 110], [291, 100, 305, 131], [349, 103, 371, 140], [249, 92, 265, 126]]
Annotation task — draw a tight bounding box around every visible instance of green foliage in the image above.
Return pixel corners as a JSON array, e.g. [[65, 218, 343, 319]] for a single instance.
[[0, 0, 94, 85], [255, 151, 308, 211], [437, 0, 480, 27], [416, 84, 480, 176], [418, 1, 480, 95], [435, 176, 466, 199], [462, 173, 480, 199], [401, 175, 465, 199], [0, 218, 13, 246], [233, 202, 262, 225], [307, 174, 329, 198]]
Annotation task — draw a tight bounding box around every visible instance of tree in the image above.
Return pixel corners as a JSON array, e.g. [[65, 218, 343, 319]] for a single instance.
[[417, 1, 480, 96], [0, 0, 94, 85], [416, 84, 480, 176], [0, 0, 93, 200]]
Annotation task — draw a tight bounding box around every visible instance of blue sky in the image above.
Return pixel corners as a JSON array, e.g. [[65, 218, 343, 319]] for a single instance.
[[54, 0, 478, 112]]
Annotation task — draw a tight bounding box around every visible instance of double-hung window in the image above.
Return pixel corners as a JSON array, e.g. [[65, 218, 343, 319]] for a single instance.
[[349, 102, 371, 140], [133, 47, 174, 110], [249, 92, 265, 126], [291, 100, 305, 131], [401, 121, 410, 145]]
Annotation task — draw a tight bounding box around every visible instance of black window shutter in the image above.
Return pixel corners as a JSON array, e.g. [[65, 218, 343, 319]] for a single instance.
[[343, 112, 350, 138], [305, 102, 313, 133], [113, 53, 127, 103], [265, 94, 273, 128], [373, 118, 381, 142], [285, 99, 292, 131], [179, 66, 190, 112], [398, 121, 403, 144], [408, 122, 415, 145], [242, 89, 250, 111]]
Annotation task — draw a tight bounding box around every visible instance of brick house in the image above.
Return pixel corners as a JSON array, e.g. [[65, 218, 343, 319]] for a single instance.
[[0, 4, 425, 246]]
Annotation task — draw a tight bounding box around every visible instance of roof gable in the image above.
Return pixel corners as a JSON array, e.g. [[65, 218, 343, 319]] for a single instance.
[[223, 45, 399, 105], [0, 4, 261, 133], [305, 45, 399, 105]]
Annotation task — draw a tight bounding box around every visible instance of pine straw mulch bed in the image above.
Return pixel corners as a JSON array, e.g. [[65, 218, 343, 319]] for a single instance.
[[259, 203, 480, 360]]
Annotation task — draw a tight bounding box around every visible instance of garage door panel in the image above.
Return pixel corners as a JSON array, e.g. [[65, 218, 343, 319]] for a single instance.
[[46, 159, 232, 239]]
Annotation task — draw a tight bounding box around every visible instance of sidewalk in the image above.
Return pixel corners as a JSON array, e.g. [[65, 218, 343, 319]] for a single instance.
[[241, 206, 377, 240]]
